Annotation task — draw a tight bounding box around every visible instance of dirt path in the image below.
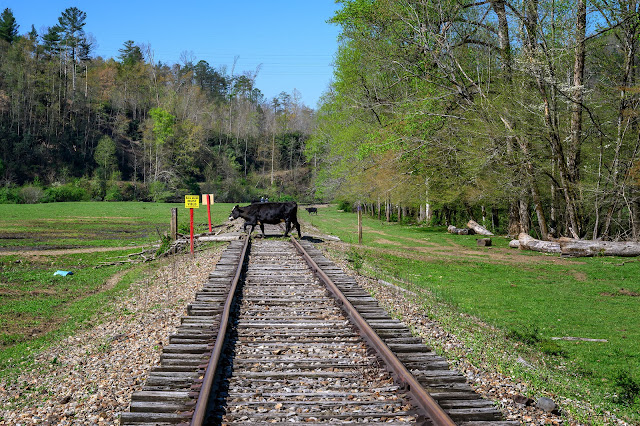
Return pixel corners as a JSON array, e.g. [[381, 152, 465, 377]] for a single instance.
[[0, 245, 147, 257]]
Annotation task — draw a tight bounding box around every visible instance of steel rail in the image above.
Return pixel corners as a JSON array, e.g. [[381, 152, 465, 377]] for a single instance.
[[290, 236, 456, 426], [190, 235, 250, 426]]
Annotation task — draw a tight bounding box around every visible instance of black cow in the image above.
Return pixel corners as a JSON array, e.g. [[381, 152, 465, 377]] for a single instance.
[[305, 207, 318, 215], [229, 202, 301, 238]]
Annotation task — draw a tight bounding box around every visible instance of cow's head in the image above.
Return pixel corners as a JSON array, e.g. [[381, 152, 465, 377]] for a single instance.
[[229, 205, 241, 221]]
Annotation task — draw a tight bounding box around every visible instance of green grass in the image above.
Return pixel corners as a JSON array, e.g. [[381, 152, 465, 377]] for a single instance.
[[304, 205, 640, 424], [0, 201, 236, 377], [0, 201, 234, 249]]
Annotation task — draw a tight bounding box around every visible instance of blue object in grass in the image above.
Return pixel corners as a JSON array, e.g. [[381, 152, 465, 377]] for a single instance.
[[54, 270, 73, 276]]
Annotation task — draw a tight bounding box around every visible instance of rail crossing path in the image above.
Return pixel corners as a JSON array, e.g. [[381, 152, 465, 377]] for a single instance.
[[120, 227, 518, 425]]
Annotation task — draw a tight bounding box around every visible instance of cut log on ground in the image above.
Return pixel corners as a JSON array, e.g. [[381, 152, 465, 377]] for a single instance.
[[558, 238, 640, 257], [476, 238, 492, 247], [448, 225, 474, 235], [517, 234, 640, 257], [467, 220, 494, 236], [509, 239, 520, 249], [518, 233, 561, 254], [551, 336, 608, 342]]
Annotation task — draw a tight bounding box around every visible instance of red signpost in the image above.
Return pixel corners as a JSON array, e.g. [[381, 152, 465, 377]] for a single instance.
[[185, 195, 200, 255], [190, 208, 194, 254]]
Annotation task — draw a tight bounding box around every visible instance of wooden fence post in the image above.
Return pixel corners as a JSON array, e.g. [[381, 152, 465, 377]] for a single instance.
[[170, 208, 178, 240], [358, 204, 363, 245]]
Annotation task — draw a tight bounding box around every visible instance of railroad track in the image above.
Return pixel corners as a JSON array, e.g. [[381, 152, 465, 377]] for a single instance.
[[121, 226, 518, 425]]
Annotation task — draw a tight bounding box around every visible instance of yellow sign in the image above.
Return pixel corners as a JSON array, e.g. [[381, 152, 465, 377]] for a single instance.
[[185, 195, 199, 209]]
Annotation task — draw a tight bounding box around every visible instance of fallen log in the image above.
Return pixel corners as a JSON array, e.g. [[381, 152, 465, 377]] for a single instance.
[[517, 234, 640, 257], [467, 220, 494, 236], [448, 225, 473, 235], [551, 336, 608, 343], [518, 233, 561, 254], [509, 239, 520, 249], [559, 239, 640, 257]]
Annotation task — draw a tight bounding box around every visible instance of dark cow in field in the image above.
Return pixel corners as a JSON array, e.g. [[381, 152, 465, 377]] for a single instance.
[[229, 202, 301, 238], [305, 207, 318, 215]]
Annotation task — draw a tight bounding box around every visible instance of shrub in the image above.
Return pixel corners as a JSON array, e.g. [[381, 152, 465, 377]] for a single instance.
[[19, 186, 46, 204], [0, 186, 21, 204], [149, 181, 173, 202], [337, 200, 351, 212], [119, 182, 136, 201], [614, 371, 640, 406], [134, 183, 151, 202], [45, 182, 90, 202], [347, 247, 364, 272], [104, 183, 123, 201]]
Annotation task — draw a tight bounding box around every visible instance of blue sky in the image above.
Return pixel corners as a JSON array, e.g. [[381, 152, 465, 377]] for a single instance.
[[4, 1, 341, 107]]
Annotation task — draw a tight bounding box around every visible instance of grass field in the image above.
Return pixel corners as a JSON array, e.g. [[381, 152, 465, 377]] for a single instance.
[[0, 201, 235, 377], [303, 205, 640, 424]]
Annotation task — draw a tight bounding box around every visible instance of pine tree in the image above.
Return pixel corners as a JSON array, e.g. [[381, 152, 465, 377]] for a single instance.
[[0, 8, 19, 44], [118, 40, 143, 66]]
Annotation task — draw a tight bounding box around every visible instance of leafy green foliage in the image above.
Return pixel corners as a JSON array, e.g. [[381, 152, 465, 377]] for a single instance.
[[346, 247, 364, 272], [313, 0, 640, 240], [0, 9, 316, 204], [149, 107, 175, 148]]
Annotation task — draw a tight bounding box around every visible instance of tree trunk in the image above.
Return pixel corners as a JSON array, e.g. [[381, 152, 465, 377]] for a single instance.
[[519, 199, 530, 235], [467, 220, 494, 236], [568, 0, 586, 183], [518, 233, 561, 253], [559, 238, 640, 257]]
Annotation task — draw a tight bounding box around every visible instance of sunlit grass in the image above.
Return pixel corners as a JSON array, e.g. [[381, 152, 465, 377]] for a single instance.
[[0, 201, 235, 377], [304, 204, 640, 423]]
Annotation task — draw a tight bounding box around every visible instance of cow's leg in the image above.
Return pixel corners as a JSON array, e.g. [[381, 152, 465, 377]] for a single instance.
[[294, 219, 301, 238], [246, 219, 257, 235], [260, 222, 266, 237], [284, 219, 291, 237]]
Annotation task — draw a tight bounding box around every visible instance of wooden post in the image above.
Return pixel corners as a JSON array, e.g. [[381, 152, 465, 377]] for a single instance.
[[170, 208, 178, 240], [358, 204, 363, 244]]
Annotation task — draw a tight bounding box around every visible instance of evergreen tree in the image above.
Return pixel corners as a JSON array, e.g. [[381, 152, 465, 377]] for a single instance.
[[118, 40, 143, 66], [42, 25, 62, 57], [58, 7, 87, 56], [0, 8, 19, 44]]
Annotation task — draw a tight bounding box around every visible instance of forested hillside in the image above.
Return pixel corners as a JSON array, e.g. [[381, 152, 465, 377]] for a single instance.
[[309, 0, 640, 240], [0, 7, 314, 203]]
